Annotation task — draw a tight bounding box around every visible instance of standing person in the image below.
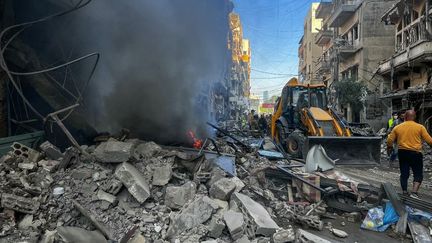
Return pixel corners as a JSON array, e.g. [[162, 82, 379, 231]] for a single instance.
[[248, 110, 255, 130], [258, 114, 268, 135], [387, 110, 432, 198], [387, 112, 398, 132]]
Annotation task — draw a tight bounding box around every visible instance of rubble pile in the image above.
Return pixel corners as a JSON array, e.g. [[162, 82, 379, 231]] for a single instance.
[[2, 131, 432, 243], [0, 138, 300, 243]]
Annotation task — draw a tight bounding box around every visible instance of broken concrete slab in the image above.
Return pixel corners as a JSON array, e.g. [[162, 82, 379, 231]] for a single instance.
[[152, 165, 172, 186], [115, 162, 150, 204], [208, 216, 226, 238], [232, 192, 279, 236], [97, 190, 118, 205], [94, 141, 134, 163], [231, 177, 245, 192], [296, 229, 332, 243], [38, 160, 60, 173], [1, 193, 40, 214], [224, 210, 245, 240], [330, 228, 348, 238], [210, 178, 236, 200], [272, 228, 295, 243], [39, 141, 63, 160], [134, 142, 161, 159], [167, 196, 217, 238], [57, 226, 108, 243], [18, 162, 36, 171], [164, 181, 196, 209]]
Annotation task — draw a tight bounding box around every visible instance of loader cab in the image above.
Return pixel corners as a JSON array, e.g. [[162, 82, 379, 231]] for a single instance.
[[280, 85, 327, 127]]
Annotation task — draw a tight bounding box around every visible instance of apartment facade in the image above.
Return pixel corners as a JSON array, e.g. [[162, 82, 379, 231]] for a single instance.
[[315, 0, 396, 127], [227, 13, 251, 121], [378, 0, 432, 131], [299, 3, 324, 84]]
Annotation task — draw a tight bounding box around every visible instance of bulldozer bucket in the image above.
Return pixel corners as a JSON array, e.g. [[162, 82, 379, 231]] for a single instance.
[[303, 136, 382, 165]]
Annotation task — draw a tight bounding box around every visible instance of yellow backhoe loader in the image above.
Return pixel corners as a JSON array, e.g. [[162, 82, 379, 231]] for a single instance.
[[271, 78, 381, 165]]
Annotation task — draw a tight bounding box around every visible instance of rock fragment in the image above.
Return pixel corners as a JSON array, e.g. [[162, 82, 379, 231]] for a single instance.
[[272, 228, 295, 243], [223, 210, 245, 240], [296, 229, 331, 243], [1, 193, 40, 214], [134, 142, 161, 158], [208, 216, 226, 238], [164, 181, 196, 209], [167, 196, 217, 237], [209, 178, 236, 200], [232, 192, 279, 236], [330, 228, 348, 238], [39, 141, 63, 160], [38, 159, 60, 172], [152, 165, 172, 186], [97, 190, 118, 205], [115, 162, 151, 204], [94, 141, 134, 163]]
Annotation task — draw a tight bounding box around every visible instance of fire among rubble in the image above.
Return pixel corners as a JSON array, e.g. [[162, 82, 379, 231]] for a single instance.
[[187, 130, 203, 149]]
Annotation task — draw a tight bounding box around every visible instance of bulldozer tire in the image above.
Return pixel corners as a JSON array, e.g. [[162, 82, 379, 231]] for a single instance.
[[287, 130, 306, 158], [276, 122, 287, 146]]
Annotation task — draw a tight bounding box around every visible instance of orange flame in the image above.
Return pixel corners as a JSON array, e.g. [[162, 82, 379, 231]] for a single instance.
[[188, 130, 203, 149]]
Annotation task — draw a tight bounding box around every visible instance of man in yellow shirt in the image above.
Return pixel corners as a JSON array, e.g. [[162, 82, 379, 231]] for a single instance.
[[387, 110, 432, 198]]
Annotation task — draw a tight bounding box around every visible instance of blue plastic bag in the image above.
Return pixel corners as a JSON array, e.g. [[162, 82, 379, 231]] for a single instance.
[[377, 202, 399, 232], [361, 202, 400, 232]]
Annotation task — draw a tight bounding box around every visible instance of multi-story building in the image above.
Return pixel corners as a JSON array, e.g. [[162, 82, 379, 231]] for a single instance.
[[378, 0, 432, 131], [227, 13, 251, 121], [315, 0, 396, 127], [299, 3, 324, 84]]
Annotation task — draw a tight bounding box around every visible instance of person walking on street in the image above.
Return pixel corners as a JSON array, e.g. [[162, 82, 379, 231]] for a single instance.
[[387, 112, 398, 132], [258, 114, 268, 136], [387, 110, 432, 198]]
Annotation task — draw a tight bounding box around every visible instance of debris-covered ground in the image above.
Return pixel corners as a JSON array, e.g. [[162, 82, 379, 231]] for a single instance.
[[1, 131, 432, 243]]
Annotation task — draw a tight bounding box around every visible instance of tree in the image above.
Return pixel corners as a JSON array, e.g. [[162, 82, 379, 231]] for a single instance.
[[333, 78, 367, 113]]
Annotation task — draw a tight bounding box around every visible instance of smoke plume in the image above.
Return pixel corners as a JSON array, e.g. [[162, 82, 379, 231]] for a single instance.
[[75, 0, 230, 144]]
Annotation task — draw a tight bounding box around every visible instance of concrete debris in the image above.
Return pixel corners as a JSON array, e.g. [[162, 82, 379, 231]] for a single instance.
[[152, 165, 172, 186], [272, 227, 295, 243], [97, 189, 118, 205], [134, 142, 161, 158], [11, 142, 41, 163], [39, 141, 63, 160], [18, 214, 33, 230], [94, 140, 134, 163], [127, 232, 147, 243], [1, 193, 40, 214], [38, 159, 60, 172], [165, 181, 197, 209], [330, 228, 348, 238], [115, 162, 151, 203], [0, 134, 403, 243], [224, 210, 245, 240], [208, 215, 226, 238], [167, 196, 217, 238], [296, 229, 331, 243], [209, 177, 236, 200], [57, 226, 108, 243], [232, 192, 280, 236]]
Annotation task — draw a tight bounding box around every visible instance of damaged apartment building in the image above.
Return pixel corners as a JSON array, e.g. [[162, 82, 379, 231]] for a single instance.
[[311, 0, 396, 129], [226, 13, 251, 122], [379, 0, 432, 132]]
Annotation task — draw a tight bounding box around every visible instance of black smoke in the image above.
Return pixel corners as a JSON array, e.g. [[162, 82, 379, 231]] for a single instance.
[[8, 0, 232, 144]]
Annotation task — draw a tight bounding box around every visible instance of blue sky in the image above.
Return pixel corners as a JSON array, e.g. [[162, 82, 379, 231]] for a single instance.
[[232, 0, 316, 100]]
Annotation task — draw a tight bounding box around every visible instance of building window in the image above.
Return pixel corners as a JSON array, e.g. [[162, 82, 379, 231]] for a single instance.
[[403, 80, 411, 89], [353, 24, 359, 40]]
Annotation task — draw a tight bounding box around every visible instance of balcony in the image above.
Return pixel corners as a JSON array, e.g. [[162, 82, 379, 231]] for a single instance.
[[379, 41, 432, 74], [328, 0, 360, 27], [334, 38, 361, 57], [316, 1, 333, 19], [315, 29, 333, 46], [316, 56, 331, 74], [379, 19, 432, 74]]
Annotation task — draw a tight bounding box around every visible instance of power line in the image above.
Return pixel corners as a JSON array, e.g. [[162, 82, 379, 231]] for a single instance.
[[251, 68, 296, 76]]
